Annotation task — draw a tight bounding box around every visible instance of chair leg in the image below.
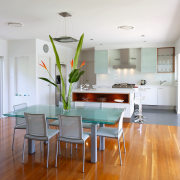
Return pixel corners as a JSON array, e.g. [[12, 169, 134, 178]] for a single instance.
[[82, 143, 85, 173], [70, 143, 72, 155], [22, 138, 26, 163], [12, 128, 16, 151], [66, 143, 68, 149], [122, 132, 126, 153], [55, 141, 58, 168], [40, 141, 42, 152], [47, 141, 49, 168], [118, 139, 122, 165], [75, 144, 78, 149], [58, 141, 61, 155]]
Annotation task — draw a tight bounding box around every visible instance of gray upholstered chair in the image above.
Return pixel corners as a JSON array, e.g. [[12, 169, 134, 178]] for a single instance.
[[97, 111, 126, 165], [22, 113, 59, 168], [55, 115, 90, 172], [12, 103, 27, 150]]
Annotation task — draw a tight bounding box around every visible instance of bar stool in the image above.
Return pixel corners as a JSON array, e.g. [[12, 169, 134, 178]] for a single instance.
[[134, 86, 146, 123]]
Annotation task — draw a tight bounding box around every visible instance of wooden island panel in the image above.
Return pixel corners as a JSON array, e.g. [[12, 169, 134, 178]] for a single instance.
[[72, 92, 129, 104]]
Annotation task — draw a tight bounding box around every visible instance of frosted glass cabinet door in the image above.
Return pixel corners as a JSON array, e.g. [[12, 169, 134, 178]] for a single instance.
[[94, 50, 108, 74], [141, 48, 157, 73]]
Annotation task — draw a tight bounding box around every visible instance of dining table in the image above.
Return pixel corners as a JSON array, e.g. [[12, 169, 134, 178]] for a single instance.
[[4, 105, 124, 163]]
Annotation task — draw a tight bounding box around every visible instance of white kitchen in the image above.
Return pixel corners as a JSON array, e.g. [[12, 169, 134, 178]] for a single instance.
[[1, 0, 180, 179]]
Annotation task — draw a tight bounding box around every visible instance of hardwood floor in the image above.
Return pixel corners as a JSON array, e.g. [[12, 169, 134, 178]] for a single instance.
[[1, 117, 180, 180]]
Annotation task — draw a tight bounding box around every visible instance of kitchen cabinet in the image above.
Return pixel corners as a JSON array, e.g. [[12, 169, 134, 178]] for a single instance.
[[157, 47, 175, 73], [94, 50, 108, 74], [141, 48, 157, 73], [141, 87, 157, 105], [157, 86, 176, 106], [140, 86, 176, 106]]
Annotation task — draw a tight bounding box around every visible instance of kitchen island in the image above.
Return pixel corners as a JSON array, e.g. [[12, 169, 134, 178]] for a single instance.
[[72, 88, 135, 118]]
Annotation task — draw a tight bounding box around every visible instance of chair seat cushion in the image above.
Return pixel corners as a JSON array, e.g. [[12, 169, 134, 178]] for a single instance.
[[49, 120, 59, 127], [97, 127, 122, 138], [59, 132, 90, 144], [15, 124, 26, 129], [25, 129, 59, 141]]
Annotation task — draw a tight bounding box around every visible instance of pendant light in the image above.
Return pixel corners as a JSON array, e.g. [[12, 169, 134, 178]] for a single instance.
[[53, 12, 78, 43]]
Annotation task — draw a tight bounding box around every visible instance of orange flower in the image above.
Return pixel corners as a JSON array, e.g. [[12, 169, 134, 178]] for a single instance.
[[80, 61, 85, 68], [39, 60, 47, 70], [70, 59, 74, 68]]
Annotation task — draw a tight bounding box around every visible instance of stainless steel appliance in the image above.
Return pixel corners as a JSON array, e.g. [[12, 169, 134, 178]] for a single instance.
[[55, 64, 67, 106], [112, 83, 135, 88]]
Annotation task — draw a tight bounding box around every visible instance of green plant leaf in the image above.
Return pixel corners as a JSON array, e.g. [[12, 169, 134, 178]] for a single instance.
[[49, 35, 66, 106], [39, 77, 57, 87], [73, 33, 84, 69], [69, 69, 84, 83]]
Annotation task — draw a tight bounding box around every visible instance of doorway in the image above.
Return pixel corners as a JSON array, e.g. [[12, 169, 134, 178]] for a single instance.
[[0, 57, 3, 117]]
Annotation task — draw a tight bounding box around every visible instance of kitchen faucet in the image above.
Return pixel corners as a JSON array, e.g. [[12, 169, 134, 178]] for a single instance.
[[160, 80, 167, 85]]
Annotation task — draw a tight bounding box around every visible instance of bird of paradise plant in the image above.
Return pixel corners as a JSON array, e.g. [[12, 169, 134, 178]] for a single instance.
[[39, 33, 85, 110]]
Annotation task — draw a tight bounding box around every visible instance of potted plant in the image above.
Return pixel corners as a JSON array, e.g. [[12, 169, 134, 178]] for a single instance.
[[39, 33, 85, 110]]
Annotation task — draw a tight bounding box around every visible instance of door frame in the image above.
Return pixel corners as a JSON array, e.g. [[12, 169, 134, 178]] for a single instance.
[[0, 57, 3, 117]]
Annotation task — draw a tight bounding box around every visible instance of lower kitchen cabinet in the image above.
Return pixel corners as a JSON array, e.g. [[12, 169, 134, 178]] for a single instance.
[[140, 86, 176, 106], [157, 86, 176, 106], [141, 87, 157, 105]]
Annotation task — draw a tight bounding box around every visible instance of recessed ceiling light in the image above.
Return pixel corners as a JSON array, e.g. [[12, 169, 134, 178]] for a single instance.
[[118, 25, 134, 30], [8, 22, 23, 27], [141, 35, 145, 37]]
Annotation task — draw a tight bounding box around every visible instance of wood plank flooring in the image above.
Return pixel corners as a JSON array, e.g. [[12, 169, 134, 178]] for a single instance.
[[0, 117, 180, 180]]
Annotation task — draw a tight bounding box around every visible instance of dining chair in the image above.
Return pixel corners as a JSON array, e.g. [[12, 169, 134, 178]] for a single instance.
[[12, 103, 27, 151], [55, 115, 90, 172], [97, 111, 126, 165], [22, 113, 59, 168]]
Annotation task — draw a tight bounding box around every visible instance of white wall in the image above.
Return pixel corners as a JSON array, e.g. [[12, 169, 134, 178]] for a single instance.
[[7, 39, 76, 110], [8, 40, 36, 110], [36, 39, 76, 105], [0, 39, 8, 113]]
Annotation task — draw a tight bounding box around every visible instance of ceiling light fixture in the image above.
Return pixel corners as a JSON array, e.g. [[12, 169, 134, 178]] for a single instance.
[[141, 34, 145, 37], [53, 12, 78, 43], [118, 25, 134, 30], [90, 38, 94, 41], [8, 22, 23, 27]]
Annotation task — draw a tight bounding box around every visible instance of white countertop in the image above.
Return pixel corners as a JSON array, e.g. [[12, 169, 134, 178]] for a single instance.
[[73, 88, 134, 94]]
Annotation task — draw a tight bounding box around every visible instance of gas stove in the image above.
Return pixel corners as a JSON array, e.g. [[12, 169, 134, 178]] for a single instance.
[[112, 83, 135, 88]]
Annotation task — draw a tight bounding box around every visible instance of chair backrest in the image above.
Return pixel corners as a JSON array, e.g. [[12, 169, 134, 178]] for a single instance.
[[13, 103, 27, 126], [24, 113, 47, 137], [118, 111, 125, 133], [58, 115, 83, 140]]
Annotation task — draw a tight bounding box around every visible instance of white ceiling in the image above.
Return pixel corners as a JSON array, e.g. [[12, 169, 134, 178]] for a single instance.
[[0, 0, 180, 48]]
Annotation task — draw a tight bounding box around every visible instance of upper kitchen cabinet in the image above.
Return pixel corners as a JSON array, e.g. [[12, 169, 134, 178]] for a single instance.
[[94, 50, 108, 74], [157, 47, 175, 73], [141, 48, 157, 73]]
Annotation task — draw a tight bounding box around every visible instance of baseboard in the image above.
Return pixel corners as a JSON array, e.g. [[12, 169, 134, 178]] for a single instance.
[[142, 105, 176, 110]]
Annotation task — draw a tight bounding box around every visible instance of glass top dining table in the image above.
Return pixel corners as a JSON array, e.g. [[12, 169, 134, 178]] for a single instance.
[[4, 105, 124, 163], [4, 105, 124, 125]]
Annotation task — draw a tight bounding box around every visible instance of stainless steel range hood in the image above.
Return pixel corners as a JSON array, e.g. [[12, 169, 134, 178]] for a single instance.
[[113, 49, 136, 69]]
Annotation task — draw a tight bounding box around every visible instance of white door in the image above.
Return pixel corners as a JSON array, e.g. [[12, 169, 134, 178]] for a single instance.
[[37, 56, 51, 105], [0, 57, 3, 116]]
